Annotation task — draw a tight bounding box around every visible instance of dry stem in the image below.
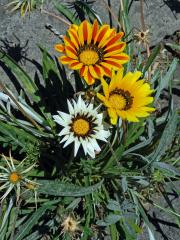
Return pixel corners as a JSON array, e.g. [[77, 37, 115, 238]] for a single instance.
[[102, 0, 122, 30], [140, 0, 151, 81]]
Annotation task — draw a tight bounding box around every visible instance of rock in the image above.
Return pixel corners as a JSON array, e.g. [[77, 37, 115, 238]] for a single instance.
[[93, 0, 180, 46]]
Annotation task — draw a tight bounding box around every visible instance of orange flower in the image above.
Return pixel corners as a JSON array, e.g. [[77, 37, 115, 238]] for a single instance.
[[55, 20, 129, 85]]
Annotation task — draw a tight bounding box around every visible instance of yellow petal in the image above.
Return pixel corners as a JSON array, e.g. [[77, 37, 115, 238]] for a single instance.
[[108, 108, 118, 125], [126, 112, 139, 122], [109, 67, 124, 91], [101, 77, 109, 98], [78, 21, 84, 45], [97, 93, 111, 107]]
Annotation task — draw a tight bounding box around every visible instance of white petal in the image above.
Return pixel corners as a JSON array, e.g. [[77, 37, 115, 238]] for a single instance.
[[80, 138, 87, 155], [60, 135, 69, 143], [74, 138, 81, 156], [77, 95, 82, 112], [57, 111, 71, 122], [63, 134, 75, 148], [0, 184, 14, 201], [59, 127, 70, 136], [53, 115, 67, 127], [87, 144, 95, 158], [96, 113, 103, 123], [95, 130, 110, 142], [72, 99, 78, 116], [67, 100, 74, 115], [89, 138, 101, 152]]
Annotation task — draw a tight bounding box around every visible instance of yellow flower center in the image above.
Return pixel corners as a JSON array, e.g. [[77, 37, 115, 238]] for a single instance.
[[109, 94, 126, 110], [72, 118, 90, 136], [79, 50, 99, 65], [9, 172, 21, 184]]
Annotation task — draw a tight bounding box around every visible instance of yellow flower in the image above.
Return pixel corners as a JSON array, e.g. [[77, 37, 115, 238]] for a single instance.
[[55, 20, 129, 85], [97, 68, 155, 124]]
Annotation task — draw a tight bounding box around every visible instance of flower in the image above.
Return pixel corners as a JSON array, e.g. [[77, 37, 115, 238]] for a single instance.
[[97, 68, 155, 124], [0, 153, 37, 202], [134, 29, 150, 45], [61, 215, 80, 237], [55, 19, 129, 85], [53, 96, 110, 158]]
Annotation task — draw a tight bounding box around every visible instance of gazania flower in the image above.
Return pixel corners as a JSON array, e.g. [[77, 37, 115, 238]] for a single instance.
[[0, 153, 37, 202], [53, 96, 110, 158], [55, 20, 129, 85], [97, 68, 155, 124]]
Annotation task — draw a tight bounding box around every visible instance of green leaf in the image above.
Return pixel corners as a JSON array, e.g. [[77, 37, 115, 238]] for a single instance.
[[125, 122, 145, 147], [166, 43, 180, 51], [142, 45, 161, 74], [0, 50, 39, 102], [131, 191, 156, 238], [40, 46, 61, 85], [37, 179, 103, 197], [54, 2, 80, 24], [96, 214, 121, 226], [155, 58, 178, 102], [149, 112, 179, 162], [14, 201, 58, 240], [153, 162, 180, 176], [107, 200, 121, 211]]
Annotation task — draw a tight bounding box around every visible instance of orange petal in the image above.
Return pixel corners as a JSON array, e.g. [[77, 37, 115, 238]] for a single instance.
[[92, 19, 99, 42], [104, 32, 124, 48], [107, 53, 130, 61], [80, 65, 88, 77], [99, 62, 113, 77], [65, 46, 78, 59], [54, 44, 64, 52], [82, 20, 88, 42], [82, 20, 92, 44], [59, 56, 74, 64], [69, 61, 83, 70], [88, 65, 99, 79], [93, 65, 103, 76], [84, 71, 95, 85], [64, 36, 76, 50], [104, 60, 122, 69], [104, 43, 126, 57], [94, 25, 109, 44], [68, 29, 80, 49]]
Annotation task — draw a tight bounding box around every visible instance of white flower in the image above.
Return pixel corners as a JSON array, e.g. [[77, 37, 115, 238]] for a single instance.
[[0, 153, 37, 203], [53, 96, 110, 158]]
